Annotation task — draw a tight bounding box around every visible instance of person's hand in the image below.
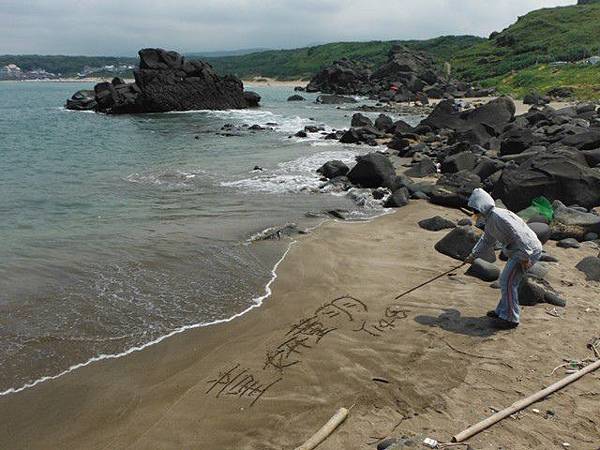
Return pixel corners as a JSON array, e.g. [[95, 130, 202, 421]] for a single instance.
[[520, 258, 533, 271], [465, 255, 475, 264]]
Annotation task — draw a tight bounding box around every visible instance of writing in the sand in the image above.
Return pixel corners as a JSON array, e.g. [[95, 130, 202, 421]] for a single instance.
[[206, 363, 282, 407], [264, 296, 368, 372], [352, 303, 408, 337]]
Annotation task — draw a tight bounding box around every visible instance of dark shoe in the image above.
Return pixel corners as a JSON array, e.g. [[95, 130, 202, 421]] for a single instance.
[[486, 310, 499, 318], [490, 317, 519, 330]]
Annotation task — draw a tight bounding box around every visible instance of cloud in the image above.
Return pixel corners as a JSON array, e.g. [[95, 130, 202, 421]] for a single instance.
[[0, 0, 575, 55]]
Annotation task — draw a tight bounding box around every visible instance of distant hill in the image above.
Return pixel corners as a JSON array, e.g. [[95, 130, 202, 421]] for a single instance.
[[204, 36, 485, 80], [449, 1, 600, 81], [187, 48, 270, 58]]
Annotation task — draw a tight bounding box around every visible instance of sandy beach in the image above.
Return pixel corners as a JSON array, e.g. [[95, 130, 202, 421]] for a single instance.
[[1, 200, 598, 449]]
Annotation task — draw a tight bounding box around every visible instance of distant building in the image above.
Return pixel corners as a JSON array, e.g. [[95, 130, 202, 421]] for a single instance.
[[584, 56, 600, 65]]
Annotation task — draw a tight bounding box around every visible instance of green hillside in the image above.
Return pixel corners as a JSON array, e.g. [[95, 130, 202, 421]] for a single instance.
[[450, 1, 600, 81], [205, 36, 484, 80]]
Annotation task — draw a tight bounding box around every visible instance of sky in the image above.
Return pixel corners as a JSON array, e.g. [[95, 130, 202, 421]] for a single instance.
[[1, 0, 576, 56]]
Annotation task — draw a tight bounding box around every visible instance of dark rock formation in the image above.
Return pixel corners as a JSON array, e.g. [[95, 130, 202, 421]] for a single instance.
[[287, 94, 305, 101], [466, 258, 501, 282], [66, 48, 257, 113], [434, 226, 494, 262], [385, 187, 410, 208], [317, 160, 349, 179], [306, 58, 371, 95], [418, 216, 456, 231], [347, 152, 396, 188], [315, 95, 357, 104], [575, 256, 600, 281], [493, 148, 600, 211], [65, 90, 97, 110]]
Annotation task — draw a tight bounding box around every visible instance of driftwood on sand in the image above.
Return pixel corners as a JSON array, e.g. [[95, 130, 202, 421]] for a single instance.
[[452, 358, 600, 442], [295, 407, 349, 450]]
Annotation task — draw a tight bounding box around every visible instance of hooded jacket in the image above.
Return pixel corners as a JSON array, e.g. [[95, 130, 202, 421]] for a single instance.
[[468, 188, 542, 261]]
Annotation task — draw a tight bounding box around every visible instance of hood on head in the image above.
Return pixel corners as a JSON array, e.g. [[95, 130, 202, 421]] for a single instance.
[[468, 188, 495, 215]]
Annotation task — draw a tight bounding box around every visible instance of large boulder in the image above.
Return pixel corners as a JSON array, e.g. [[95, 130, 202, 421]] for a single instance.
[[317, 160, 349, 179], [575, 256, 600, 281], [65, 89, 97, 111], [384, 187, 410, 208], [429, 171, 482, 208], [351, 113, 373, 128], [518, 277, 566, 307], [405, 157, 437, 178], [440, 151, 478, 174], [492, 148, 600, 211], [466, 258, 501, 282], [347, 153, 396, 188], [306, 58, 371, 95], [434, 226, 495, 262], [561, 131, 600, 150], [420, 97, 515, 137], [66, 48, 254, 113]]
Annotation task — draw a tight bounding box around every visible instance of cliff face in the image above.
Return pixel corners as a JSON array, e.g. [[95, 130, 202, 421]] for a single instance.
[[66, 49, 260, 114]]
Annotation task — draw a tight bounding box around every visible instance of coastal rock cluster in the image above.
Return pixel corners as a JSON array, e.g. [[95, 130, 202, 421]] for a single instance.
[[306, 44, 495, 103], [65, 49, 260, 113]]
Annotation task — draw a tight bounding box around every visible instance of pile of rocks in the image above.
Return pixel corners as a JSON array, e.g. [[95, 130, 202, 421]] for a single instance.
[[65, 49, 260, 114], [306, 44, 495, 103]]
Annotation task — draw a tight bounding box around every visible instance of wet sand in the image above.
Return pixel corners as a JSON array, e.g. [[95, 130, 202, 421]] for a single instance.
[[1, 202, 599, 449]]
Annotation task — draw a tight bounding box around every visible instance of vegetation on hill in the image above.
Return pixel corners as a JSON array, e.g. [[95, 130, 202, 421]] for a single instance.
[[205, 36, 484, 80], [482, 64, 600, 100], [449, 2, 600, 81]]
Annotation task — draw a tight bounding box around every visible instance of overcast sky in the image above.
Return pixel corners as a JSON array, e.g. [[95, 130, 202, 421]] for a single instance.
[[1, 0, 575, 56]]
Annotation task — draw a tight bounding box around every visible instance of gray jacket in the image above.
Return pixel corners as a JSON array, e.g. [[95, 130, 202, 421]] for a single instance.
[[468, 188, 542, 261]]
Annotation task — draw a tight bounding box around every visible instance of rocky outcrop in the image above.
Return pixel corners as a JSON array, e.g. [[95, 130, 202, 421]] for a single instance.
[[66, 48, 258, 113], [306, 44, 494, 101]]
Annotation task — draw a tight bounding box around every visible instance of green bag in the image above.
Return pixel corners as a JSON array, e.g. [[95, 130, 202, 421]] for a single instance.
[[531, 196, 554, 221]]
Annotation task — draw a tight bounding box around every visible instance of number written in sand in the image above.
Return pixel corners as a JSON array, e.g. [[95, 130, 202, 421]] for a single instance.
[[206, 363, 282, 407], [352, 304, 408, 337], [264, 296, 368, 372]]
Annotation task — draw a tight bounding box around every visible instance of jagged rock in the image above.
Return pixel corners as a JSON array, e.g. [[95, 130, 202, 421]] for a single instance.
[[553, 200, 600, 235], [466, 258, 501, 282], [374, 114, 394, 132], [493, 148, 600, 211], [244, 91, 261, 107], [67, 48, 255, 113], [405, 158, 437, 178], [523, 91, 549, 106], [519, 277, 566, 307], [420, 97, 515, 138], [434, 226, 495, 262], [472, 156, 505, 180], [440, 151, 478, 174], [385, 187, 410, 208], [306, 58, 371, 95], [575, 256, 600, 281], [429, 171, 482, 208], [351, 113, 374, 127], [65, 89, 97, 111], [287, 94, 305, 101], [499, 127, 536, 155], [295, 130, 307, 138], [317, 160, 349, 179], [418, 216, 456, 231], [561, 131, 600, 150], [347, 152, 396, 188]]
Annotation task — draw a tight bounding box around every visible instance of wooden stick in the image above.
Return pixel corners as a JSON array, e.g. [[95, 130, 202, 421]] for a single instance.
[[295, 407, 349, 450], [394, 263, 466, 300], [452, 359, 600, 442]]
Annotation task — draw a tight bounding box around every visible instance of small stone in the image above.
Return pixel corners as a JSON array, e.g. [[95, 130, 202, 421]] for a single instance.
[[490, 280, 501, 289], [377, 438, 398, 450], [562, 443, 570, 448], [532, 408, 540, 414], [584, 232, 599, 241], [457, 218, 472, 226], [539, 252, 559, 262], [557, 238, 581, 249]]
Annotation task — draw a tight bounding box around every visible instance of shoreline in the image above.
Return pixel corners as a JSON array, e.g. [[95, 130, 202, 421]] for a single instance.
[[1, 201, 598, 449]]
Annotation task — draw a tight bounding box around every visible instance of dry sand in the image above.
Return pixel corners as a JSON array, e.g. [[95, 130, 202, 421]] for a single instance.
[[243, 78, 306, 88], [1, 202, 599, 449]]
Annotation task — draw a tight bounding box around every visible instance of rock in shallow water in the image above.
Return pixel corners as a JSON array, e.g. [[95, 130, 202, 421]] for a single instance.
[[66, 48, 257, 113]]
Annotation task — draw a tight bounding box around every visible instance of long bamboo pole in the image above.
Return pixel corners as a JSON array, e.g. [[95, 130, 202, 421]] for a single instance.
[[295, 407, 349, 450], [452, 359, 600, 442]]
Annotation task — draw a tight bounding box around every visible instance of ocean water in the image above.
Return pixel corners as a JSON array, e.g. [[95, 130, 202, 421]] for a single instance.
[[0, 81, 421, 393]]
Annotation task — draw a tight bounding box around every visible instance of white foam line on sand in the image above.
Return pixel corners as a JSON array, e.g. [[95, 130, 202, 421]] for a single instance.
[[0, 241, 297, 397]]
